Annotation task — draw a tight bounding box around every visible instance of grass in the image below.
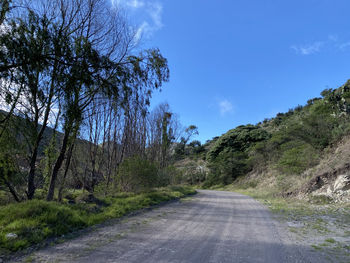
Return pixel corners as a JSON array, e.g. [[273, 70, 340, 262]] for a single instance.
[[325, 238, 336, 243], [0, 186, 196, 254]]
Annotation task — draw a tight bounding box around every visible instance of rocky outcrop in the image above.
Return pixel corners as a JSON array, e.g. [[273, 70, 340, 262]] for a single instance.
[[299, 164, 350, 202], [333, 174, 350, 191]]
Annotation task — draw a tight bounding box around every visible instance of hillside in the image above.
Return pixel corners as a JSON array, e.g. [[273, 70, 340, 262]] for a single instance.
[[179, 80, 350, 202]]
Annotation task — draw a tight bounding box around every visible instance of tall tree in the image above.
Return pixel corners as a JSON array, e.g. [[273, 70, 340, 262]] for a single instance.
[[0, 0, 11, 25]]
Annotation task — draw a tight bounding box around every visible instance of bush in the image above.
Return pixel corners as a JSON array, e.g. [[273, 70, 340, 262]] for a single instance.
[[277, 142, 319, 174], [157, 165, 183, 186], [116, 156, 158, 192], [207, 125, 270, 161]]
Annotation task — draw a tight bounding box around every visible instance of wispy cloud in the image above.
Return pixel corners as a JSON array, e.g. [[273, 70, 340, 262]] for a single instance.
[[134, 21, 150, 42], [219, 100, 233, 115], [111, 0, 163, 42], [291, 34, 350, 55], [147, 1, 163, 29], [338, 41, 350, 50], [126, 0, 144, 8], [291, 41, 324, 55]]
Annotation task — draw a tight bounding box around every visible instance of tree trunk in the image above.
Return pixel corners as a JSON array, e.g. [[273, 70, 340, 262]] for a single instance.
[[27, 69, 56, 199], [4, 179, 21, 202], [27, 148, 38, 199], [46, 124, 71, 201], [57, 141, 75, 202]]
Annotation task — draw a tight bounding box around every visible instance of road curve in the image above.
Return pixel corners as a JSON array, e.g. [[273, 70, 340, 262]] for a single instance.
[[20, 190, 329, 263]]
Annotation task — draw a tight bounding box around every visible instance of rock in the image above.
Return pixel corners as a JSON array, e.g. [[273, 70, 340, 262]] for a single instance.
[[5, 233, 17, 239], [333, 174, 350, 191]]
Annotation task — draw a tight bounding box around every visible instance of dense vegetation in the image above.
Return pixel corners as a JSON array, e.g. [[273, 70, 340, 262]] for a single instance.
[[0, 0, 198, 254], [198, 81, 350, 188], [0, 0, 197, 203]]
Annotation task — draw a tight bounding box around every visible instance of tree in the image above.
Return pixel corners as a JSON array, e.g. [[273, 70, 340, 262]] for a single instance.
[[44, 0, 169, 200], [0, 9, 59, 199], [0, 0, 170, 201], [146, 103, 181, 166], [188, 140, 205, 155], [0, 0, 11, 25], [175, 125, 198, 157]]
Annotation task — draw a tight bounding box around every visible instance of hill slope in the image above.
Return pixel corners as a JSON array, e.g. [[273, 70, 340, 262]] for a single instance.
[[194, 79, 350, 202]]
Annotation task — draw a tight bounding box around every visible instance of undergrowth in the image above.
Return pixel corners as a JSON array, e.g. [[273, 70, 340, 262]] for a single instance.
[[0, 186, 196, 254]]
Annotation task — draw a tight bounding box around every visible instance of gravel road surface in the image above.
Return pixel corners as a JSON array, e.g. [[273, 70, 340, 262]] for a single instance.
[[18, 190, 330, 263]]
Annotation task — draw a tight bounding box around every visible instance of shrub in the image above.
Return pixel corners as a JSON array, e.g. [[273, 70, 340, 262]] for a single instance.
[[116, 156, 158, 192], [157, 165, 183, 186], [277, 142, 319, 174]]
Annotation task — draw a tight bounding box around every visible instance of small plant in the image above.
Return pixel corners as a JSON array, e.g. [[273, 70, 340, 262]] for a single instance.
[[325, 238, 336, 243]]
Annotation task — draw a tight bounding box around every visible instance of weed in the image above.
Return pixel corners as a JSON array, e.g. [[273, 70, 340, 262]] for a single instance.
[[325, 238, 336, 243], [0, 186, 196, 253], [24, 255, 34, 263], [311, 244, 322, 250]]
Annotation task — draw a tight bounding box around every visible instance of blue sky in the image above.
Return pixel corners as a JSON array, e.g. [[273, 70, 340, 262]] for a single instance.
[[115, 0, 350, 143]]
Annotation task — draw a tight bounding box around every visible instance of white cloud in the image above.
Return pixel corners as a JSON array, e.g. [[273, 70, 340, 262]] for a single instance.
[[291, 41, 324, 55], [111, 0, 163, 42], [291, 34, 350, 54], [219, 100, 233, 115], [338, 42, 350, 50], [147, 2, 163, 29], [126, 0, 145, 8], [134, 21, 150, 42]]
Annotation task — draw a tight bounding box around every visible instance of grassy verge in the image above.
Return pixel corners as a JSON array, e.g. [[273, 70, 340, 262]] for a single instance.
[[0, 186, 196, 254], [216, 184, 350, 262]]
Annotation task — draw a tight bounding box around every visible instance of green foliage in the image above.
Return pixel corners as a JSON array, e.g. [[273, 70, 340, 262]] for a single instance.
[[157, 166, 183, 186], [277, 142, 319, 174], [0, 200, 86, 252], [0, 134, 26, 201], [0, 0, 11, 25], [116, 156, 159, 192], [205, 125, 270, 186], [0, 154, 17, 184], [115, 158, 184, 192], [202, 80, 350, 187], [188, 140, 205, 155], [207, 125, 270, 161], [0, 186, 195, 253], [174, 125, 199, 159], [205, 151, 250, 187]]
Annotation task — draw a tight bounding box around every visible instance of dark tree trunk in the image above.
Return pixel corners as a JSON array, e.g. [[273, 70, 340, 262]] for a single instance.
[[46, 125, 71, 201], [27, 72, 56, 199], [4, 179, 21, 202], [27, 148, 38, 199], [58, 141, 75, 202]]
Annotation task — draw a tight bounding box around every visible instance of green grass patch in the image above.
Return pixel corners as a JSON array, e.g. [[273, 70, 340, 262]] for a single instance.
[[0, 186, 196, 254], [325, 238, 336, 243], [311, 244, 323, 250]]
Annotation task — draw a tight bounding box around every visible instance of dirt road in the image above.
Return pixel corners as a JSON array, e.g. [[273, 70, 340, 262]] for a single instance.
[[19, 190, 329, 262]]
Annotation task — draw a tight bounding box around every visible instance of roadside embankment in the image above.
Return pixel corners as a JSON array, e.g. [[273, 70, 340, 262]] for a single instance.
[[0, 186, 196, 258]]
